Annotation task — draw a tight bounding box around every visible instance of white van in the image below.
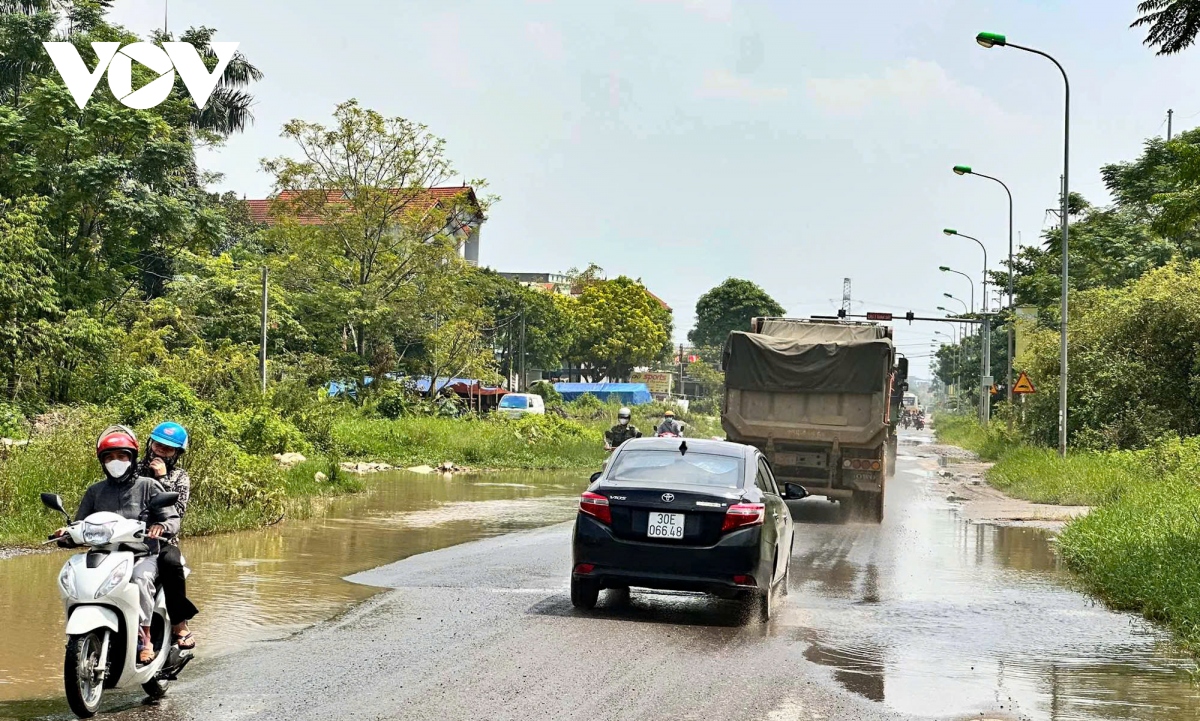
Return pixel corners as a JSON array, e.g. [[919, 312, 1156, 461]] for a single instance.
[[497, 393, 545, 418]]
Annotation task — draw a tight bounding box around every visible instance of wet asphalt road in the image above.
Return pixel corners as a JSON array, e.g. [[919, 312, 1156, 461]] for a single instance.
[[8, 430, 1197, 721]]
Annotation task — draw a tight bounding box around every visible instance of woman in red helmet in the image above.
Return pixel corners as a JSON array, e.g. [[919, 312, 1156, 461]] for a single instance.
[[53, 427, 180, 664]]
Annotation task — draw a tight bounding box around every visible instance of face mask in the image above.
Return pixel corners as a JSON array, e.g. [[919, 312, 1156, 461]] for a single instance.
[[619, 418, 629, 425], [104, 459, 131, 478]]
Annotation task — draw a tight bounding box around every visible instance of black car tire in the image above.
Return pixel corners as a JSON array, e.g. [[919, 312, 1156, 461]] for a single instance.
[[571, 576, 599, 609]]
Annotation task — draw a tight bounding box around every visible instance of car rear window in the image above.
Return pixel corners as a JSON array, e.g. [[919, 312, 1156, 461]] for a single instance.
[[499, 395, 528, 409], [607, 450, 743, 488]]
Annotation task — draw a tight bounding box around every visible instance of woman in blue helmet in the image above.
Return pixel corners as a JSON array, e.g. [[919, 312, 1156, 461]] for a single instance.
[[140, 421, 199, 649]]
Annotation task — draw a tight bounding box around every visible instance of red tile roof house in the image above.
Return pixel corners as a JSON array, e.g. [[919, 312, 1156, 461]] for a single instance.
[[245, 186, 486, 266]]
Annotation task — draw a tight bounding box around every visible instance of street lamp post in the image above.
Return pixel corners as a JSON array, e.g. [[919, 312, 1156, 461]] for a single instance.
[[944, 228, 992, 426], [977, 30, 1070, 456], [954, 164, 1015, 424], [942, 293, 968, 315], [942, 229, 988, 312], [939, 266, 975, 313]]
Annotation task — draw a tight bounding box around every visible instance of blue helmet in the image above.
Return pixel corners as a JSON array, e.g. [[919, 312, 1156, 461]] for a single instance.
[[149, 421, 189, 452]]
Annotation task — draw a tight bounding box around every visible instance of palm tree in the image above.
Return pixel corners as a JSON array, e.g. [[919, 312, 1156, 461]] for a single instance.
[[177, 26, 264, 137]]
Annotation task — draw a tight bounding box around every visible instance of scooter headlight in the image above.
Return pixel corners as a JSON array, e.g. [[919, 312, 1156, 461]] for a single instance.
[[94, 559, 130, 599], [58, 563, 76, 597], [82, 521, 116, 546]]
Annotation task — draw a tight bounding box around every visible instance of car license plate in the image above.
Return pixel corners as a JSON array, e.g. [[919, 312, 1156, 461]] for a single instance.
[[647, 512, 685, 539]]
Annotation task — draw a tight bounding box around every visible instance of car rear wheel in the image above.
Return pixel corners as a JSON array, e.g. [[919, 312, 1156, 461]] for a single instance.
[[570, 576, 599, 610]]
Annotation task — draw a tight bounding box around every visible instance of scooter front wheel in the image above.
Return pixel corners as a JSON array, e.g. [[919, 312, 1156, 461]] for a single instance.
[[64, 631, 106, 718]]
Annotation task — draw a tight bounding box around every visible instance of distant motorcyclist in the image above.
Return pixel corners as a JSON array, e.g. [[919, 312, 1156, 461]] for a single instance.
[[604, 407, 642, 450], [53, 427, 178, 665], [139, 422, 199, 651], [655, 409, 686, 437]]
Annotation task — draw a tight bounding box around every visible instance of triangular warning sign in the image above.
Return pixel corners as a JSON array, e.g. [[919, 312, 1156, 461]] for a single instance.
[[1012, 371, 1036, 394]]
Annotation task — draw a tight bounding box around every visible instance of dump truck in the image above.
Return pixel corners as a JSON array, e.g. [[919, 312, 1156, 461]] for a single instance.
[[720, 318, 907, 523]]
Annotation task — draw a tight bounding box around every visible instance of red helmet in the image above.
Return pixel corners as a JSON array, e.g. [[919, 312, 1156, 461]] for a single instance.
[[96, 429, 139, 463]]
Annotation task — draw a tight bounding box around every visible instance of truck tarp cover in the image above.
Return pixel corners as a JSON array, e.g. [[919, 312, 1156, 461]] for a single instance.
[[724, 332, 891, 394], [755, 320, 885, 343]]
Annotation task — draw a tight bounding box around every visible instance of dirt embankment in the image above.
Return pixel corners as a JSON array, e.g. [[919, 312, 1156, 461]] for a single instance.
[[915, 442, 1089, 530]]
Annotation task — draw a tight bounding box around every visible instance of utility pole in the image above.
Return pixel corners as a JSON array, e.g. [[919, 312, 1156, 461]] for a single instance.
[[841, 278, 852, 317], [519, 310, 526, 391], [679, 343, 685, 398], [981, 314, 992, 426], [259, 266, 268, 393], [1168, 108, 1174, 141]]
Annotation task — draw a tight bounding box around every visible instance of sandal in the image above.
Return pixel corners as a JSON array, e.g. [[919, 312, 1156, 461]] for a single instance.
[[138, 646, 156, 664], [175, 631, 196, 650]]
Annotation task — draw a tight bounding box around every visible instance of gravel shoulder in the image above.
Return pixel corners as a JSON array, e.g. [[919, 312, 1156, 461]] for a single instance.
[[914, 441, 1089, 530]]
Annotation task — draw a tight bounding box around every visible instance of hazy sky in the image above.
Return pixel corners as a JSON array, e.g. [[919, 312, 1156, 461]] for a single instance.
[[107, 0, 1200, 377]]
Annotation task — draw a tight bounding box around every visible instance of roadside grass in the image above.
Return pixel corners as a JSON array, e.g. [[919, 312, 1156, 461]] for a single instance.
[[331, 414, 604, 469], [1057, 475, 1200, 650], [986, 446, 1137, 506], [933, 413, 1022, 461]]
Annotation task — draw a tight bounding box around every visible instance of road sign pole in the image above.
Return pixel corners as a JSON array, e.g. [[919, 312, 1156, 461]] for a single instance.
[[981, 315, 991, 426]]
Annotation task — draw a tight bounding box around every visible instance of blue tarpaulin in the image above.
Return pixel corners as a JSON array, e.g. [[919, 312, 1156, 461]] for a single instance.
[[553, 382, 653, 405]]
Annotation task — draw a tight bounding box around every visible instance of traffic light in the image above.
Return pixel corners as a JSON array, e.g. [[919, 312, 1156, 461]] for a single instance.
[[837, 308, 846, 318], [905, 311, 914, 324]]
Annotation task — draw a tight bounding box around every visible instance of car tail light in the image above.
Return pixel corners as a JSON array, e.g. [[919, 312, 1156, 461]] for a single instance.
[[870, 460, 881, 471], [722, 503, 765, 533], [733, 575, 757, 587], [579, 491, 611, 525], [575, 563, 595, 575]]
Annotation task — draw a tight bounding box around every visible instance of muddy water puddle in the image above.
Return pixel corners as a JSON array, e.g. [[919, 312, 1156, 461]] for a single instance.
[[781, 441, 1200, 720], [0, 469, 584, 702]]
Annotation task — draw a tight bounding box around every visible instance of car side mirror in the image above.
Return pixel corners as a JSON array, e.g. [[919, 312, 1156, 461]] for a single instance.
[[149, 492, 179, 509], [41, 492, 70, 522], [783, 483, 809, 500], [589, 472, 602, 483]]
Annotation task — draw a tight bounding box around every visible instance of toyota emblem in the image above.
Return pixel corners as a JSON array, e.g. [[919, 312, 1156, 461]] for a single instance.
[[661, 493, 675, 502]]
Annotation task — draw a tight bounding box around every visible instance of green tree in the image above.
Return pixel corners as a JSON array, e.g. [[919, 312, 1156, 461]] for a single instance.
[[0, 196, 60, 399], [566, 277, 672, 382], [262, 100, 489, 366], [688, 278, 784, 347], [1132, 0, 1200, 55], [465, 269, 574, 375]]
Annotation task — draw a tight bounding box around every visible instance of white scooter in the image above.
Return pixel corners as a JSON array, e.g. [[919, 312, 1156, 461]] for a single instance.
[[41, 492, 194, 718]]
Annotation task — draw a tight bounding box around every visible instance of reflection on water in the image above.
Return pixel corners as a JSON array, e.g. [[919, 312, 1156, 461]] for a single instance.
[[0, 470, 583, 701], [786, 450, 1200, 721]]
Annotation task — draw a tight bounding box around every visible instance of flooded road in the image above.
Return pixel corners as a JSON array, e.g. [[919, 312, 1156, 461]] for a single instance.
[[780, 432, 1200, 720], [2, 435, 1199, 720], [0, 469, 583, 703]]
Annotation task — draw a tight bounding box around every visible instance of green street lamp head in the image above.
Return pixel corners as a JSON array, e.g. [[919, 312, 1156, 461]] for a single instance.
[[943, 228, 958, 236], [953, 165, 972, 176], [937, 306, 948, 312], [976, 32, 1007, 49], [938, 265, 951, 272], [943, 293, 954, 299]]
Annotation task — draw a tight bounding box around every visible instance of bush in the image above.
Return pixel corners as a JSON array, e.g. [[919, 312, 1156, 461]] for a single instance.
[[224, 405, 309, 455], [116, 375, 204, 426], [375, 384, 419, 420], [528, 381, 562, 405], [0, 401, 26, 438]]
